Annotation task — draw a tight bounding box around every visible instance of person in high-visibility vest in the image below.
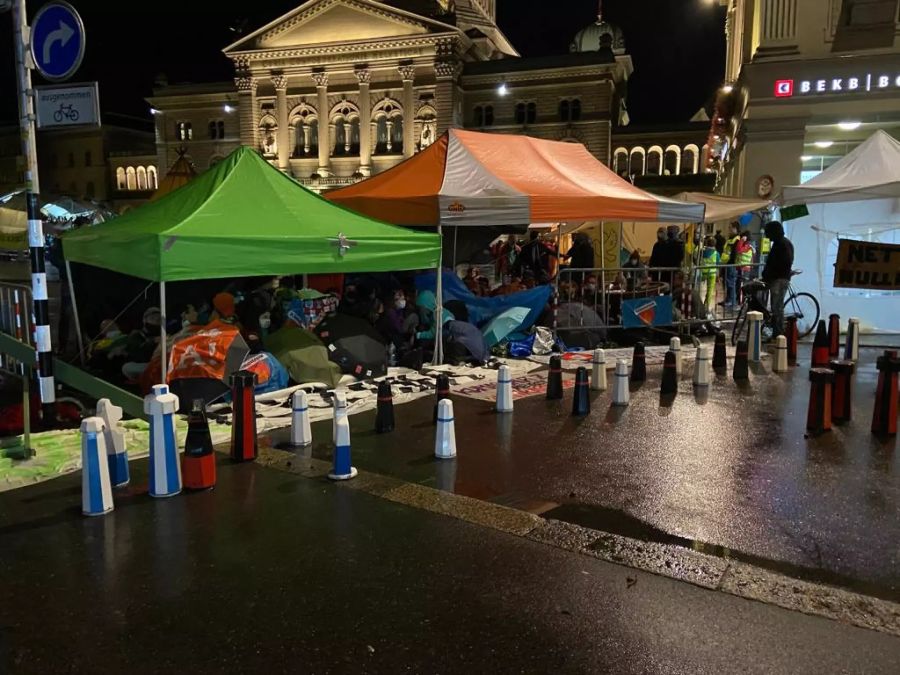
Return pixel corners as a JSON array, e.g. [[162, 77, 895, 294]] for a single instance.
[[734, 231, 755, 302], [720, 222, 741, 309], [760, 234, 772, 269], [699, 236, 720, 318]]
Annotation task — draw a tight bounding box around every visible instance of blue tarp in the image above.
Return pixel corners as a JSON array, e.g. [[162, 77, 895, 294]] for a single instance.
[[415, 270, 551, 331]]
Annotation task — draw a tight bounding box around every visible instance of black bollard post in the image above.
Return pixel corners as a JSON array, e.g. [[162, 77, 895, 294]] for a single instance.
[[872, 351, 899, 436], [183, 399, 216, 490], [827, 314, 841, 358], [433, 374, 451, 423], [546, 355, 564, 400], [661, 351, 678, 394], [630, 342, 647, 383], [829, 360, 854, 425], [812, 320, 830, 368], [732, 340, 749, 381], [712, 331, 728, 372], [785, 316, 799, 366], [571, 367, 590, 417], [230, 370, 258, 462], [375, 380, 395, 434], [807, 368, 835, 436]]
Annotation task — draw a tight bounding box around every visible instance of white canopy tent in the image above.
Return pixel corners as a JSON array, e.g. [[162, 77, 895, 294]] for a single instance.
[[673, 192, 771, 224], [780, 130, 900, 332]]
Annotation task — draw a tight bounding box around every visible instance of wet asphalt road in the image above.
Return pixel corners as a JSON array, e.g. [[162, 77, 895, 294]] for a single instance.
[[274, 344, 900, 603], [2, 458, 900, 674]]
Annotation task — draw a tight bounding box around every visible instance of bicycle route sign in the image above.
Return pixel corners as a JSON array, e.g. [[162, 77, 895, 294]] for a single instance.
[[34, 82, 100, 129], [30, 1, 85, 82]]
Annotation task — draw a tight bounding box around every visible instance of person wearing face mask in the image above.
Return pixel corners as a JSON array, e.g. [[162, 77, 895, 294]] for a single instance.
[[621, 250, 648, 291], [378, 290, 412, 349], [581, 275, 599, 306]]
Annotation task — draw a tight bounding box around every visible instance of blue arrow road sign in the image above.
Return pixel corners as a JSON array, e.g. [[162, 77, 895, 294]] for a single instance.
[[30, 1, 85, 82]]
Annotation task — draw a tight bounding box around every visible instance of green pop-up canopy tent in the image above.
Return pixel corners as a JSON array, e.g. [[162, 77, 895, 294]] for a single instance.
[[64, 146, 441, 281], [62, 146, 442, 379]]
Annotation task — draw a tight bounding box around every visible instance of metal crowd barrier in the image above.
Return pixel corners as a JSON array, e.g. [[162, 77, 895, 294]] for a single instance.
[[553, 262, 766, 335], [0, 282, 34, 373]]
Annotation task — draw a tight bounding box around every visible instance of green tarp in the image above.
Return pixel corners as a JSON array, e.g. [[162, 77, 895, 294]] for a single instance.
[[63, 146, 442, 282]]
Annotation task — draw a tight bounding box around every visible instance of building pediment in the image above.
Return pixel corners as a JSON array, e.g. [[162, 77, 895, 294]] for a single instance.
[[225, 0, 457, 53]]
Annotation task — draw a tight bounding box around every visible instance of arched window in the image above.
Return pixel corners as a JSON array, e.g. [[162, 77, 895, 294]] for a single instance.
[[484, 105, 494, 126], [290, 102, 319, 158], [125, 166, 136, 190], [373, 98, 403, 154], [613, 148, 628, 176], [559, 100, 570, 122], [148, 166, 158, 190], [515, 103, 526, 125], [570, 99, 581, 121], [392, 117, 404, 152], [330, 101, 361, 157], [647, 147, 663, 176], [258, 114, 278, 156], [416, 103, 438, 151], [208, 121, 217, 139], [526, 102, 537, 124], [136, 166, 148, 190], [664, 146, 681, 176], [629, 148, 645, 177], [116, 167, 126, 190], [682, 144, 699, 174], [474, 106, 484, 126], [177, 122, 192, 141]]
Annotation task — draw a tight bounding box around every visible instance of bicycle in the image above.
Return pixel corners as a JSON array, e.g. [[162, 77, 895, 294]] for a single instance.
[[731, 270, 820, 346]]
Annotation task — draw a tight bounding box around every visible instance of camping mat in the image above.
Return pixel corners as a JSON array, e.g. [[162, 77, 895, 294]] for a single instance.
[[529, 345, 767, 371]]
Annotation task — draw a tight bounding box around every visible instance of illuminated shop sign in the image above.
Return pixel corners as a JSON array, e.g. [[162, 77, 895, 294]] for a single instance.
[[774, 74, 900, 97]]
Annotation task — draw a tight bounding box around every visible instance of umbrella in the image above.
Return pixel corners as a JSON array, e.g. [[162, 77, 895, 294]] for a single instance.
[[265, 325, 343, 388], [316, 314, 388, 379], [482, 306, 531, 347], [166, 320, 249, 408], [444, 320, 488, 364], [557, 303, 607, 348]]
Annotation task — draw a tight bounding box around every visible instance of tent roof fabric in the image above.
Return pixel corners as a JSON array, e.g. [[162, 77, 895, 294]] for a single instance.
[[327, 129, 705, 226], [672, 192, 770, 224], [150, 153, 197, 202], [782, 130, 900, 205], [63, 146, 442, 282]]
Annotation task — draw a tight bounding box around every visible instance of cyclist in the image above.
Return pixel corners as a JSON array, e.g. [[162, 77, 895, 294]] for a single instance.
[[761, 221, 794, 338]]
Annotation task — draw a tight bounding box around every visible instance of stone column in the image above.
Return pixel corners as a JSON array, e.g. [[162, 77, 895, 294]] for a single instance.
[[399, 64, 416, 158], [272, 73, 289, 171], [434, 60, 457, 136], [312, 70, 331, 176], [355, 67, 372, 176], [235, 76, 258, 148]]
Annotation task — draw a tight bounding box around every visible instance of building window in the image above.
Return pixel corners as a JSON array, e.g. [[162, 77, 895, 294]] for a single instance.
[[67, 152, 75, 168], [559, 100, 570, 122], [647, 147, 662, 175], [136, 166, 148, 190], [85, 181, 95, 199], [682, 145, 699, 174], [559, 99, 581, 123], [515, 103, 526, 125], [116, 167, 126, 190], [126, 166, 136, 190], [208, 121, 217, 139], [613, 148, 628, 176], [84, 150, 92, 167], [526, 102, 537, 124], [570, 99, 581, 121], [664, 147, 680, 176], [629, 149, 645, 177], [217, 120, 225, 139], [148, 166, 158, 190], [373, 99, 404, 154], [474, 106, 484, 126], [177, 121, 193, 141], [208, 120, 225, 139], [484, 105, 494, 126], [330, 102, 361, 157]]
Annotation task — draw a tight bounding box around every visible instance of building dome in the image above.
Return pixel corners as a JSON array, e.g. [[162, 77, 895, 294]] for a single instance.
[[570, 7, 625, 55]]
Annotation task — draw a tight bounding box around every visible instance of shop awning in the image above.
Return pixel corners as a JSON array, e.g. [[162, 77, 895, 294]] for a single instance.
[[63, 146, 442, 282], [672, 192, 770, 223], [327, 129, 705, 226], [782, 130, 900, 205]]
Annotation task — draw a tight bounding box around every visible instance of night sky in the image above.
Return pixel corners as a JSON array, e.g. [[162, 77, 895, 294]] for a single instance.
[[0, 0, 725, 126]]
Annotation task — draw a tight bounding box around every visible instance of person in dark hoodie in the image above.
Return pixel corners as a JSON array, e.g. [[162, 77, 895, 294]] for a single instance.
[[761, 221, 794, 337]]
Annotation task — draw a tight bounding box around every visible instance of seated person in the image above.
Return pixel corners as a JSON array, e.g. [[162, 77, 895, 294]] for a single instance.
[[121, 307, 161, 381], [414, 290, 453, 344], [463, 267, 481, 296], [621, 250, 648, 290]]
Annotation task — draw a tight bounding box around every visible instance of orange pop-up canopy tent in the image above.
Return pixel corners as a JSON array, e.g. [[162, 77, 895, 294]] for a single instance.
[[327, 129, 705, 226]]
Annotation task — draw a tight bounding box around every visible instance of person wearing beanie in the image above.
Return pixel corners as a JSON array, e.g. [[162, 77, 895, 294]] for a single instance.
[[762, 221, 794, 337]]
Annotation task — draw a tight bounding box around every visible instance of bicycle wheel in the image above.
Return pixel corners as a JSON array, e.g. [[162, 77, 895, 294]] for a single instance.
[[785, 292, 819, 338], [731, 300, 750, 346]]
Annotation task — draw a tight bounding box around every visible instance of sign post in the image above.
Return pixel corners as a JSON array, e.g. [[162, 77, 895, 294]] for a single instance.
[[10, 0, 86, 426]]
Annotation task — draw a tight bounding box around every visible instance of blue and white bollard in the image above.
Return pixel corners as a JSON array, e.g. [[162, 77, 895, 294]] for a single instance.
[[145, 384, 182, 498], [591, 348, 607, 391], [328, 415, 357, 481], [97, 398, 129, 487], [435, 399, 457, 459], [81, 417, 114, 516], [332, 390, 348, 444], [290, 390, 313, 448], [496, 365, 513, 413], [747, 311, 763, 363]]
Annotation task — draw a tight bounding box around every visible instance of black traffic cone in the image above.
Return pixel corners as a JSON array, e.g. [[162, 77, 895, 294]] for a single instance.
[[630, 342, 647, 383], [829, 359, 854, 425], [546, 355, 564, 400], [812, 320, 830, 368], [661, 350, 678, 395], [183, 399, 216, 490], [807, 368, 834, 436], [571, 367, 590, 417], [733, 340, 749, 381], [872, 350, 900, 436], [712, 331, 728, 372], [375, 380, 395, 434], [433, 374, 450, 424]]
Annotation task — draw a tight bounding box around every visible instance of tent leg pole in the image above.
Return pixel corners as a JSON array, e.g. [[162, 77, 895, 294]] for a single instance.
[[553, 225, 561, 338], [452, 226, 458, 272], [160, 281, 167, 384], [65, 260, 86, 367], [433, 224, 444, 366]]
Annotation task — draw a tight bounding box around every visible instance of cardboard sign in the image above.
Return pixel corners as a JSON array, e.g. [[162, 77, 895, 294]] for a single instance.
[[833, 239, 900, 291]]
